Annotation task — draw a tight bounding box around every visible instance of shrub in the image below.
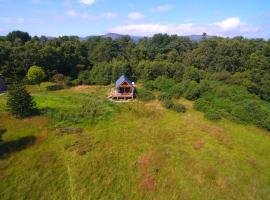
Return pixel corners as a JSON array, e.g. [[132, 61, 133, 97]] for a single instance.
[[46, 85, 64, 91], [199, 80, 211, 94], [183, 81, 200, 100], [63, 76, 73, 87], [210, 71, 232, 82], [78, 71, 91, 85], [7, 83, 37, 118], [143, 80, 155, 90], [52, 73, 65, 85], [163, 100, 186, 113], [172, 103, 186, 113], [27, 66, 46, 86], [163, 100, 174, 109], [204, 109, 222, 121], [136, 89, 155, 101], [153, 76, 176, 92], [158, 92, 173, 101]]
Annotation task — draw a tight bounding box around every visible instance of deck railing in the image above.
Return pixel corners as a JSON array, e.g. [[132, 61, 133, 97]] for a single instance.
[[109, 88, 134, 99]]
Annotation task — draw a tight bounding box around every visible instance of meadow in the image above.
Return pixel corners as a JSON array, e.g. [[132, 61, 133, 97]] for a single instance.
[[0, 84, 270, 200]]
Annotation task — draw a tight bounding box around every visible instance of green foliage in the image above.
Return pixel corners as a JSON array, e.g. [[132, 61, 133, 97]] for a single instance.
[[163, 100, 186, 113], [163, 100, 174, 109], [136, 88, 155, 101], [143, 76, 182, 99], [111, 60, 132, 82], [7, 83, 37, 118], [1, 31, 270, 103], [27, 66, 46, 85], [183, 81, 200, 100], [6, 31, 31, 44], [204, 109, 222, 121], [158, 92, 173, 101], [171, 103, 186, 113], [77, 70, 91, 85], [89, 62, 112, 85], [47, 97, 118, 125], [46, 84, 64, 91], [194, 84, 270, 130]]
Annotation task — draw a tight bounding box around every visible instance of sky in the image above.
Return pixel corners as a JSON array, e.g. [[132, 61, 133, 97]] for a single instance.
[[0, 0, 270, 38]]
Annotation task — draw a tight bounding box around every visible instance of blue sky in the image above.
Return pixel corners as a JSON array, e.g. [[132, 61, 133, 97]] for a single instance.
[[0, 0, 269, 38]]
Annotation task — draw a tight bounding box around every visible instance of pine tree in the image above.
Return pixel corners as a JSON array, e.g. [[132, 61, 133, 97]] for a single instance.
[[7, 83, 37, 118]]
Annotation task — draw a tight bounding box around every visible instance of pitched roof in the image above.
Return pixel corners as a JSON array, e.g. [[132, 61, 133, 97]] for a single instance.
[[115, 75, 133, 88]]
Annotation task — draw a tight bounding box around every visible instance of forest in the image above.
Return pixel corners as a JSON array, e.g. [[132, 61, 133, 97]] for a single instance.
[[1, 31, 270, 199], [1, 30, 270, 130]]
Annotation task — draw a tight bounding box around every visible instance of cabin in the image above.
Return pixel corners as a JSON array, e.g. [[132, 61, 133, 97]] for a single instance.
[[0, 76, 6, 93], [109, 75, 135, 100]]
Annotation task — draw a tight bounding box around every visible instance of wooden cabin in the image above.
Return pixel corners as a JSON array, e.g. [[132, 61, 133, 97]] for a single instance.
[[0, 76, 6, 93], [109, 75, 135, 100]]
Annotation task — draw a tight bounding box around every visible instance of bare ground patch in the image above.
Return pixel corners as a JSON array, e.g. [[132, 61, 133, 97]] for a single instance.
[[136, 151, 158, 191]]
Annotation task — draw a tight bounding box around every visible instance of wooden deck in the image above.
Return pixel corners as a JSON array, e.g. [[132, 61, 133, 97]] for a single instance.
[[109, 88, 134, 100]]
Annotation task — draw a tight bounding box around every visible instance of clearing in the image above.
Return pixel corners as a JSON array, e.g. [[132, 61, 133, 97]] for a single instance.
[[0, 84, 270, 200]]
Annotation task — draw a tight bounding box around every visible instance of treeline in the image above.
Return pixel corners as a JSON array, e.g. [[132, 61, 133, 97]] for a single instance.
[[0, 30, 270, 101]]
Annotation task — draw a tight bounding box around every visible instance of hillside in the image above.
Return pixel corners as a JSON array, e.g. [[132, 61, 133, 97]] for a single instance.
[[1, 84, 270, 199], [82, 33, 213, 42]]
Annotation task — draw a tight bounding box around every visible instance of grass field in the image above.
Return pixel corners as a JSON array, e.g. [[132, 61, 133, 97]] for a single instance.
[[0, 84, 270, 200]]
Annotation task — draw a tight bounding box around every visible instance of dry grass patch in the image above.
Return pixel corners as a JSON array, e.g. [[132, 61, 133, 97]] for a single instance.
[[193, 140, 205, 150]]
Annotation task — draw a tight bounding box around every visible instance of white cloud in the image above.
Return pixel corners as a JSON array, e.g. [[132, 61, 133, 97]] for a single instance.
[[100, 12, 117, 19], [66, 10, 117, 20], [128, 12, 144, 20], [79, 0, 95, 6], [215, 17, 242, 30], [151, 4, 173, 12], [31, 0, 49, 4], [109, 17, 260, 37], [66, 9, 77, 17], [0, 17, 25, 24]]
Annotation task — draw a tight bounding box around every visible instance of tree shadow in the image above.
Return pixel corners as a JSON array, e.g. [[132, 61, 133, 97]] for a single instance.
[[0, 135, 36, 159], [0, 128, 7, 142]]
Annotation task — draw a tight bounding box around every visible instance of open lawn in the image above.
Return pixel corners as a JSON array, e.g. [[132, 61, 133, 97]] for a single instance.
[[0, 84, 270, 200]]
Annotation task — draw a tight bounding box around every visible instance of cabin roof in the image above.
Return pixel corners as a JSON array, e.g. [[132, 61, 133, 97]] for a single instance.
[[115, 75, 133, 88]]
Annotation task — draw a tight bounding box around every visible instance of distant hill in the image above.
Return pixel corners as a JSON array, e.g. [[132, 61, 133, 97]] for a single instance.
[[83, 33, 213, 42]]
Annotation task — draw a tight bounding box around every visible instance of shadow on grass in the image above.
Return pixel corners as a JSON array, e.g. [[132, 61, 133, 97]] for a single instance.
[[0, 135, 36, 159], [0, 128, 7, 142]]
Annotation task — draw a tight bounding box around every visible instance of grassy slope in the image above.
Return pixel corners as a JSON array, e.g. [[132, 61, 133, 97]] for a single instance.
[[0, 85, 270, 200]]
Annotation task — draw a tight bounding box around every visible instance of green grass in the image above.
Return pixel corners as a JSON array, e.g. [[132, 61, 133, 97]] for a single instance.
[[0, 85, 270, 199]]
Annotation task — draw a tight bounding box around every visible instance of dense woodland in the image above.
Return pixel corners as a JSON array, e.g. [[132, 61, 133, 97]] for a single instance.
[[1, 31, 270, 130]]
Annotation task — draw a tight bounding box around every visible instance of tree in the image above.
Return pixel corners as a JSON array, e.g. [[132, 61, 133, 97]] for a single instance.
[[6, 31, 31, 44], [7, 83, 37, 118], [27, 66, 46, 86]]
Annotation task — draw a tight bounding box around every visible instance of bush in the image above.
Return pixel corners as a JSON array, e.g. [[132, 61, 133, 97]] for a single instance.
[[158, 92, 173, 101], [163, 100, 186, 113], [27, 66, 46, 86], [194, 84, 270, 130], [193, 99, 211, 112], [153, 76, 176, 92], [136, 89, 155, 101], [46, 84, 64, 91], [172, 103, 186, 113], [183, 81, 200, 100], [63, 76, 73, 87], [52, 73, 65, 84], [78, 71, 91, 85], [204, 109, 222, 121], [163, 100, 174, 109], [7, 83, 37, 118]]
